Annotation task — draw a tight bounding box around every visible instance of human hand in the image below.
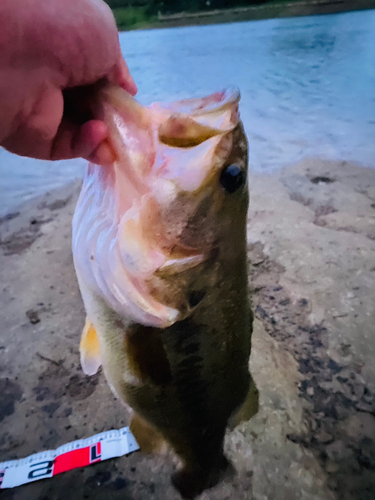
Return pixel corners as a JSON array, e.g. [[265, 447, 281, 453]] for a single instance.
[[0, 0, 137, 165]]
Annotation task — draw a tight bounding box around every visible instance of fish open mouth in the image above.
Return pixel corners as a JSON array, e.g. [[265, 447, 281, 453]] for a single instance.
[[153, 88, 240, 148], [73, 87, 242, 328]]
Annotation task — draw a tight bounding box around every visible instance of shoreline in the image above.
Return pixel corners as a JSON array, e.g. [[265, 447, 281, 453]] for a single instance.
[[1, 157, 374, 499], [117, 0, 375, 31]]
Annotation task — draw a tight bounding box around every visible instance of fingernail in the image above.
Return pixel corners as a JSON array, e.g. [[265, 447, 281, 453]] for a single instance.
[[126, 78, 138, 96], [117, 59, 138, 96]]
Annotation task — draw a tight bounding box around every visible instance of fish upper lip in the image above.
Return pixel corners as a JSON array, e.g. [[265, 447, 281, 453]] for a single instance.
[[192, 87, 241, 116], [153, 87, 240, 116]]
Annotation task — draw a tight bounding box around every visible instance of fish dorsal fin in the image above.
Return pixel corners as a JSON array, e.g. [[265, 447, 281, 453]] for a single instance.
[[80, 319, 101, 376]]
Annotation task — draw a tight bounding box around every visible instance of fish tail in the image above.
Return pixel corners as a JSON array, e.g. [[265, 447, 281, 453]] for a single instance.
[[172, 453, 233, 499]]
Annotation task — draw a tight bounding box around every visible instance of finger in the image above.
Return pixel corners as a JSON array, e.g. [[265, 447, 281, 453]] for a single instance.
[[87, 138, 116, 166], [109, 57, 137, 96], [51, 119, 108, 161], [76, 120, 108, 159]]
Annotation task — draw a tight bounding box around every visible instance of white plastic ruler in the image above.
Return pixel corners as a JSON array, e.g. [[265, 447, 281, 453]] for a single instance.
[[0, 427, 139, 489]]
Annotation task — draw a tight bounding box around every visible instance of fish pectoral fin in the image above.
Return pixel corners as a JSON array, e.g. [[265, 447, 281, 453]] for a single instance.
[[130, 413, 167, 455], [228, 376, 259, 429], [80, 318, 101, 376]]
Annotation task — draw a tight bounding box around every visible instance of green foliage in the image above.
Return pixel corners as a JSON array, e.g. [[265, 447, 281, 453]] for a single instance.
[[106, 0, 281, 16], [105, 0, 306, 27], [112, 6, 153, 29], [105, 0, 148, 8], [147, 0, 203, 15]]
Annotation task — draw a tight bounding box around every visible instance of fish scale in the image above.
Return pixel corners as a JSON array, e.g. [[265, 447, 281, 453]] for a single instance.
[[72, 85, 258, 498]]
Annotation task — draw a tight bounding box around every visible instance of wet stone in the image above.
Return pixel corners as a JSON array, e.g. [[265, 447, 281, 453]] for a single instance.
[[326, 441, 354, 461], [26, 309, 40, 324], [0, 379, 22, 422], [111, 477, 128, 490], [85, 470, 112, 486]]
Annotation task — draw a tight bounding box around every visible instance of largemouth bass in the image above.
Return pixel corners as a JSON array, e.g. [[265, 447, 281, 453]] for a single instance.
[[72, 86, 258, 498]]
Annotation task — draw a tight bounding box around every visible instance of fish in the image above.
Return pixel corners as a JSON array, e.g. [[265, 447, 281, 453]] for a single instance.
[[72, 85, 259, 499]]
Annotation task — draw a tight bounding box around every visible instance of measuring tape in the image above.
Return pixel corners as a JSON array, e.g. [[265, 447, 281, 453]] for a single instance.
[[0, 427, 139, 489]]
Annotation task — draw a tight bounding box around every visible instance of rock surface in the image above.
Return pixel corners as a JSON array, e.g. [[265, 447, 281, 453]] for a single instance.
[[0, 158, 374, 499]]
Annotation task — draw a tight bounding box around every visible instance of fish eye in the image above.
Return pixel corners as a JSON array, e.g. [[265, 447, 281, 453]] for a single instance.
[[220, 164, 245, 193]]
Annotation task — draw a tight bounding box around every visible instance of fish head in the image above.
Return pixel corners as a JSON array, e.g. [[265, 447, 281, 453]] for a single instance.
[[72, 87, 249, 328], [149, 88, 249, 258]]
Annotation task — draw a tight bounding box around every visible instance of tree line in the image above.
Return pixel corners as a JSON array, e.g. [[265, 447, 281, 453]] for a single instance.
[[104, 0, 271, 15]]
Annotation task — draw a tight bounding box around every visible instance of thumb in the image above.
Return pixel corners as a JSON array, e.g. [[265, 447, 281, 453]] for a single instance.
[[51, 119, 109, 161], [108, 57, 137, 96]]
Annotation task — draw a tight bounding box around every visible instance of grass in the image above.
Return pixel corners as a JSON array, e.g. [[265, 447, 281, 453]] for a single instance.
[[112, 6, 156, 30], [112, 0, 371, 31], [112, 1, 295, 30]]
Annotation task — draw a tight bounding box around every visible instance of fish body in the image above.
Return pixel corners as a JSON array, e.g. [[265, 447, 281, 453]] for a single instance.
[[72, 86, 258, 498]]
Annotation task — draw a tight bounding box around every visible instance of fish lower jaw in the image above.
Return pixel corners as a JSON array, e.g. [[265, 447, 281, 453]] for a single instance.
[[121, 302, 180, 329], [94, 280, 181, 329], [156, 253, 206, 277]]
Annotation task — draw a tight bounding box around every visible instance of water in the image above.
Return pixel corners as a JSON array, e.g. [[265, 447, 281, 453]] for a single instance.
[[1, 9, 374, 216]]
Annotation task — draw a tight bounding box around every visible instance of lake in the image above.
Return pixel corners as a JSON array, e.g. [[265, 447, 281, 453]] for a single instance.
[[1, 9, 374, 216]]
